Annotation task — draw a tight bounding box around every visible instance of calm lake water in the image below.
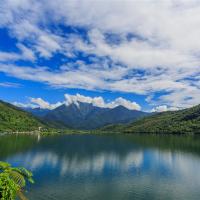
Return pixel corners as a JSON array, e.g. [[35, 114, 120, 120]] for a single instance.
[[0, 134, 200, 200]]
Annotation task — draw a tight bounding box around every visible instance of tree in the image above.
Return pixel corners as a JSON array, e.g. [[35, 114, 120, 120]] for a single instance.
[[0, 161, 34, 200]]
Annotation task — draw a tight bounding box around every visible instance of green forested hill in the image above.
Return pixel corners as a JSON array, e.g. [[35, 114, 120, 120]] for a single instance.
[[0, 100, 45, 132], [102, 104, 200, 134]]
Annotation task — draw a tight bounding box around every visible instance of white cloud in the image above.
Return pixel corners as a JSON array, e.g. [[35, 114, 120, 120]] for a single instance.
[[64, 93, 141, 110], [0, 44, 35, 62], [14, 93, 141, 111], [13, 98, 62, 110], [17, 44, 35, 61], [30, 98, 62, 110], [107, 97, 141, 111], [0, 52, 20, 62], [64, 93, 105, 108], [0, 82, 22, 88], [13, 102, 38, 109], [151, 105, 179, 112], [1, 0, 200, 108], [30, 98, 50, 109]]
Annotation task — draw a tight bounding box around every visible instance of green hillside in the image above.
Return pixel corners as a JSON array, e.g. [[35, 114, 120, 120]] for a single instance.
[[0, 100, 45, 132], [102, 104, 200, 134]]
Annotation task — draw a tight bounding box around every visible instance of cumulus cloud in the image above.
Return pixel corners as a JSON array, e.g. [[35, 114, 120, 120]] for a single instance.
[[64, 93, 141, 110], [13, 102, 38, 109], [30, 98, 62, 110], [151, 105, 179, 113], [14, 93, 141, 111], [1, 0, 200, 108], [107, 97, 141, 111], [64, 93, 105, 108], [13, 98, 62, 110]]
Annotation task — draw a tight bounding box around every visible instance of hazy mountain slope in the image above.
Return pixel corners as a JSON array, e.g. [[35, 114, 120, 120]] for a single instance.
[[0, 100, 45, 132], [106, 104, 200, 134], [43, 102, 149, 129], [43, 103, 107, 129], [84, 105, 149, 129], [43, 104, 84, 128], [24, 107, 50, 117]]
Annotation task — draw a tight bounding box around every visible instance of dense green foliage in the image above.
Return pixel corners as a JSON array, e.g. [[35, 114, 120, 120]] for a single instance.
[[102, 104, 200, 134], [0, 161, 34, 200], [0, 100, 45, 132]]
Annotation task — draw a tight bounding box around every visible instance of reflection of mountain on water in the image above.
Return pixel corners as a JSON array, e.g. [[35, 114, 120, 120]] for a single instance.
[[5, 135, 200, 179], [6, 135, 200, 200], [2, 134, 200, 161], [3, 135, 200, 200], [6, 135, 144, 175], [35, 135, 142, 156], [0, 135, 38, 159]]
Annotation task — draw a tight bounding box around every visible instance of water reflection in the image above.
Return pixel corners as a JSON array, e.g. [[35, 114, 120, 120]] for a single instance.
[[1, 134, 200, 200], [6, 150, 143, 175]]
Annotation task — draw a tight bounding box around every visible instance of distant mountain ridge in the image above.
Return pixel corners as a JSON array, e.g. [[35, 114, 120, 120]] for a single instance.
[[102, 104, 200, 134], [26, 101, 150, 129], [3, 98, 200, 134], [25, 107, 50, 117]]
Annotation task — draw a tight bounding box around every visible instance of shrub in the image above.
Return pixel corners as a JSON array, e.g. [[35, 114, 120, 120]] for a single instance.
[[0, 161, 34, 200]]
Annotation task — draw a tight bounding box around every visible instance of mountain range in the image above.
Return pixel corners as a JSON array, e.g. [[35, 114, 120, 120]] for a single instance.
[[1, 99, 200, 134], [26, 102, 150, 129], [102, 104, 200, 134]]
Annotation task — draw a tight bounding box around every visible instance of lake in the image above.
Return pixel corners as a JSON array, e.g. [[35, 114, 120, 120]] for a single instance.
[[0, 134, 200, 200]]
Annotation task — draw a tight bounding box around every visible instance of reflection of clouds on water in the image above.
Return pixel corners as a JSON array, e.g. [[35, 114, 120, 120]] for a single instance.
[[173, 153, 200, 182], [155, 150, 200, 172], [6, 145, 200, 200], [60, 151, 143, 175], [29, 152, 58, 169], [3, 135, 200, 200], [147, 150, 200, 183], [6, 151, 56, 170], [6, 148, 200, 182], [7, 150, 143, 175]]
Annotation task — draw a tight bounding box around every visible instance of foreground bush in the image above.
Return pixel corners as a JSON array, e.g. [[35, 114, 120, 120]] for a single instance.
[[0, 161, 34, 200]]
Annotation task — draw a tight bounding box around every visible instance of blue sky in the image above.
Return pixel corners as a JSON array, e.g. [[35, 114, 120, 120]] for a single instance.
[[0, 0, 200, 112]]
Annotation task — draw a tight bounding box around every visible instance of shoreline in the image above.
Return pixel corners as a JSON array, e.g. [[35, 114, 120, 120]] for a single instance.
[[0, 129, 198, 137]]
